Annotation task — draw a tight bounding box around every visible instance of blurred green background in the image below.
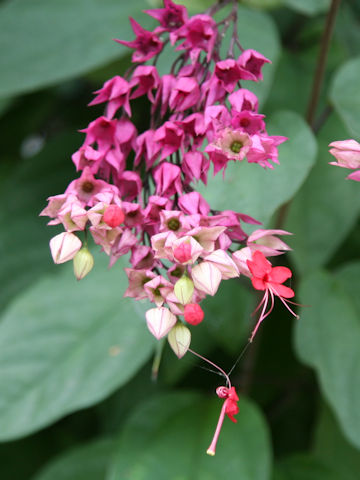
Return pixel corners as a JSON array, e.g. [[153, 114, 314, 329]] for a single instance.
[[0, 0, 360, 478]]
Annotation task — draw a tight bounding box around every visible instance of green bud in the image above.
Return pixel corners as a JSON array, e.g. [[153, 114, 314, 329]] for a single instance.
[[73, 247, 94, 280], [168, 322, 191, 359], [174, 275, 194, 305]]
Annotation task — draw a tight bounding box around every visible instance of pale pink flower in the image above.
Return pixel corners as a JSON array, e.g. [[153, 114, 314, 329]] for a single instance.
[[247, 229, 292, 256], [50, 232, 82, 264], [191, 261, 222, 296], [146, 307, 177, 340], [130, 245, 155, 270], [207, 128, 252, 162], [124, 268, 156, 300], [204, 249, 239, 279], [329, 139, 360, 180], [57, 202, 88, 232], [144, 275, 174, 306]]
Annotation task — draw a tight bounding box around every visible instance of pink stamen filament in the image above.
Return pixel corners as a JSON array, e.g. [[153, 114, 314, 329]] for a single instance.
[[207, 399, 228, 456], [188, 348, 231, 388]]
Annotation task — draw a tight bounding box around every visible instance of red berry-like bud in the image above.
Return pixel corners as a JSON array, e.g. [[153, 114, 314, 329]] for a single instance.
[[173, 242, 192, 263], [184, 303, 204, 326], [103, 205, 125, 228]]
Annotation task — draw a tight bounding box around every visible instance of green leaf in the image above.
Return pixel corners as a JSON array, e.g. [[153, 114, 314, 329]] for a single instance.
[[314, 403, 360, 480], [273, 454, 340, 480], [32, 438, 114, 480], [295, 265, 360, 449], [108, 392, 272, 480], [330, 56, 360, 138], [285, 113, 360, 273], [198, 110, 317, 226], [203, 279, 254, 355], [0, 133, 77, 314], [0, 256, 154, 441], [0, 0, 151, 97]]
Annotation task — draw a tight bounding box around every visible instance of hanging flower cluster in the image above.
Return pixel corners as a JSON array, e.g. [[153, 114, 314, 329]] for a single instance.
[[41, 0, 298, 454]]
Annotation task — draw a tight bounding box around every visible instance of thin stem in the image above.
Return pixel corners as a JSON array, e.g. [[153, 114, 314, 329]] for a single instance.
[[188, 348, 231, 388], [276, 0, 341, 229], [207, 400, 227, 456], [151, 337, 165, 381], [306, 0, 342, 127]]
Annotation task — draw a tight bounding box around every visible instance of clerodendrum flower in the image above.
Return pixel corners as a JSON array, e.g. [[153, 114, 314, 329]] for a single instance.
[[41, 0, 297, 455], [247, 250, 298, 341]]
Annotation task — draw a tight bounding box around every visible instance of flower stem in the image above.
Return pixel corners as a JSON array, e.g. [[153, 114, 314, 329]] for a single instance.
[[306, 0, 342, 128], [151, 337, 165, 381]]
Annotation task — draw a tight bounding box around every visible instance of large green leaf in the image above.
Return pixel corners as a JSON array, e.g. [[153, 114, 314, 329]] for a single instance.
[[330, 56, 360, 138], [295, 265, 360, 449], [284, 0, 330, 15], [273, 454, 339, 480], [199, 110, 316, 226], [108, 392, 272, 480], [32, 438, 114, 480], [285, 113, 360, 274], [314, 403, 360, 480], [0, 0, 150, 98], [0, 134, 76, 314], [0, 256, 154, 441]]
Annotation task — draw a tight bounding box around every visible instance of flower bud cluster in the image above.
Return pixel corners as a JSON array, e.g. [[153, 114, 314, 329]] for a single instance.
[[41, 0, 293, 354]]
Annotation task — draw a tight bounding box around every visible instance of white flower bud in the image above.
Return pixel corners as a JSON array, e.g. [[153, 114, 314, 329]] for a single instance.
[[146, 307, 177, 340], [191, 261, 222, 296], [50, 232, 82, 264]]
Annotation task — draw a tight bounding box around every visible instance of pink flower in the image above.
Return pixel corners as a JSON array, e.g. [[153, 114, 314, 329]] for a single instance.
[[206, 128, 252, 163], [329, 139, 360, 180], [171, 14, 218, 61], [247, 134, 287, 168], [130, 65, 160, 103], [169, 77, 200, 111], [247, 251, 297, 341], [237, 49, 271, 81], [178, 192, 210, 216], [66, 167, 118, 206], [231, 111, 265, 135], [228, 88, 258, 112], [130, 245, 155, 270], [81, 117, 117, 153], [182, 151, 210, 185], [88, 76, 131, 117], [115, 18, 163, 63], [117, 171, 142, 201], [134, 130, 161, 169], [145, 0, 188, 31], [214, 59, 242, 92], [153, 162, 182, 197], [247, 229, 292, 256], [124, 268, 156, 300], [154, 121, 184, 160], [72, 145, 103, 173], [144, 275, 173, 306], [204, 249, 239, 279]]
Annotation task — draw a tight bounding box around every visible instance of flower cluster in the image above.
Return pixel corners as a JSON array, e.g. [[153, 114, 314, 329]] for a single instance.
[[329, 139, 360, 181], [41, 0, 297, 453]]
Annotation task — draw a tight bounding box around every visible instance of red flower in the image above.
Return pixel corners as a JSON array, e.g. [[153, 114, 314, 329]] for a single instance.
[[246, 250, 298, 341]]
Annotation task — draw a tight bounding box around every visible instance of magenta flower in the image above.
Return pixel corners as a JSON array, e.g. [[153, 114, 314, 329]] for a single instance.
[[145, 0, 188, 32], [237, 49, 271, 81], [115, 18, 163, 63], [88, 76, 131, 117], [169, 77, 200, 111]]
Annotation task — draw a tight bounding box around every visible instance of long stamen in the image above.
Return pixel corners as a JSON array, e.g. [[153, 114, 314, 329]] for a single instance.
[[250, 288, 270, 342], [270, 286, 299, 319], [206, 399, 228, 456]]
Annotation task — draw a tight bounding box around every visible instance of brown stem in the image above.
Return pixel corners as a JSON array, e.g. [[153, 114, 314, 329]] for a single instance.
[[275, 0, 341, 230], [306, 0, 342, 127]]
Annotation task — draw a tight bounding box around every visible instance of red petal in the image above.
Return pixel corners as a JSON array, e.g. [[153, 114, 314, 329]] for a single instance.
[[268, 266, 292, 284], [270, 283, 294, 298], [251, 277, 266, 291], [247, 250, 272, 277]]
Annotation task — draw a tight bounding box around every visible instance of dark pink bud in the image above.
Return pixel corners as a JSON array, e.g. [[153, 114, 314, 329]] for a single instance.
[[216, 386, 229, 399], [184, 303, 204, 326], [173, 242, 192, 263], [103, 205, 125, 228]]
